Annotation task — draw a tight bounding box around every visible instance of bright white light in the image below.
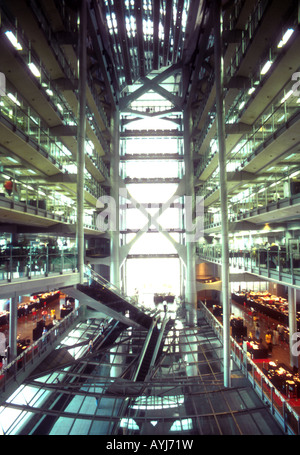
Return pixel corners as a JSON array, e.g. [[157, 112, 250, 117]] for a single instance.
[[277, 28, 294, 48], [28, 62, 41, 78], [7, 93, 20, 106], [260, 60, 273, 75], [290, 170, 300, 178], [280, 89, 293, 104], [5, 31, 22, 50], [46, 88, 54, 96], [120, 418, 139, 430], [248, 87, 255, 95], [239, 101, 245, 110]]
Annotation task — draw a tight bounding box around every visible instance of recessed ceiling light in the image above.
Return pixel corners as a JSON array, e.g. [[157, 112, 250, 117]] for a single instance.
[[277, 28, 294, 48], [28, 62, 41, 78], [5, 30, 22, 50], [261, 60, 273, 75]]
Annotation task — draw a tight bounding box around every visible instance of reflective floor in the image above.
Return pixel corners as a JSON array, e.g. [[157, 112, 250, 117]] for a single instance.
[[0, 310, 284, 435]]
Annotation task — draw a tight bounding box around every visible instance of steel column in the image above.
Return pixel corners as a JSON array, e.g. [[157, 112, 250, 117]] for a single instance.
[[213, 0, 231, 388], [77, 0, 87, 284]]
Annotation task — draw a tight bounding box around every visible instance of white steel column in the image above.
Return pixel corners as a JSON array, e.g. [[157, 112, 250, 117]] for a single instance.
[[288, 286, 298, 369], [8, 295, 17, 362], [184, 107, 197, 326], [77, 0, 87, 284], [110, 109, 121, 288], [214, 0, 231, 388]]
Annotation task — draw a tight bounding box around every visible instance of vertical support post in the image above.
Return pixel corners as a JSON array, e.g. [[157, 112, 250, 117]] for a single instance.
[[213, 0, 231, 388], [110, 109, 120, 288], [8, 295, 17, 362], [77, 0, 87, 284], [183, 106, 197, 326], [288, 286, 298, 369]]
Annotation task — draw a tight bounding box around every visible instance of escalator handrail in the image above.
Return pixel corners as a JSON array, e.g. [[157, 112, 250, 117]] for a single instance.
[[133, 319, 158, 382], [84, 265, 153, 315]]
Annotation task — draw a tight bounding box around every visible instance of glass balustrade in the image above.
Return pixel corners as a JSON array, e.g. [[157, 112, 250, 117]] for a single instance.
[[196, 245, 300, 281], [0, 244, 78, 282], [0, 175, 104, 231], [202, 169, 300, 228]]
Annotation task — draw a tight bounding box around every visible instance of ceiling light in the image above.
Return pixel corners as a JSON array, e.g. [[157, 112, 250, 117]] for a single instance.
[[290, 170, 300, 178], [277, 28, 294, 48], [239, 101, 245, 110], [7, 93, 20, 106], [280, 89, 293, 104], [248, 87, 255, 95], [5, 31, 22, 50], [284, 153, 296, 160], [46, 88, 54, 96], [6, 157, 19, 163], [28, 62, 41, 78], [261, 60, 273, 75]]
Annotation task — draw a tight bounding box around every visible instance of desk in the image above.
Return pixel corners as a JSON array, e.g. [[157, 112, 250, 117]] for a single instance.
[[246, 341, 269, 359], [60, 307, 73, 318], [266, 361, 300, 397]]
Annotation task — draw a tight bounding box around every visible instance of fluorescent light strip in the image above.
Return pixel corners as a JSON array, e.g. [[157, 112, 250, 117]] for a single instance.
[[5, 31, 22, 50], [7, 93, 20, 106], [280, 89, 293, 104], [28, 62, 41, 78], [277, 28, 294, 48], [261, 60, 273, 75]]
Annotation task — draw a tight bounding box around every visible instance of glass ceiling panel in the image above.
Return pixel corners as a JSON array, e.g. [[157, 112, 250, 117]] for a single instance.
[[124, 160, 180, 178], [123, 137, 179, 153], [127, 183, 178, 203]]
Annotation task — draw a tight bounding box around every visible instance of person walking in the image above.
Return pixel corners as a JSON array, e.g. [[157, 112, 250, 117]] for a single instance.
[[265, 330, 272, 354]]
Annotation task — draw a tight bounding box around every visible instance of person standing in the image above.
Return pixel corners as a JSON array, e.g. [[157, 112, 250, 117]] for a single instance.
[[265, 330, 272, 353], [4, 178, 13, 196]]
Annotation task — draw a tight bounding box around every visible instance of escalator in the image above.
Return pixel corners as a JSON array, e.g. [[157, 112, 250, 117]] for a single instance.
[[135, 325, 160, 382], [75, 267, 155, 329]]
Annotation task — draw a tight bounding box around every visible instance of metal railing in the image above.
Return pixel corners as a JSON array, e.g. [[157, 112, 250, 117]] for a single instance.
[[85, 266, 156, 316], [0, 245, 78, 282], [199, 301, 300, 435], [0, 306, 83, 397]]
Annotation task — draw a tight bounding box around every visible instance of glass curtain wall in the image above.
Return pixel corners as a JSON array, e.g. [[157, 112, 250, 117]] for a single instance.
[[120, 117, 184, 307]]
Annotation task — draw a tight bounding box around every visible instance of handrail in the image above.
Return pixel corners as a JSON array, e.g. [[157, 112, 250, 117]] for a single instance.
[[0, 306, 83, 396], [132, 319, 157, 382], [84, 266, 154, 316], [198, 301, 300, 435]]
